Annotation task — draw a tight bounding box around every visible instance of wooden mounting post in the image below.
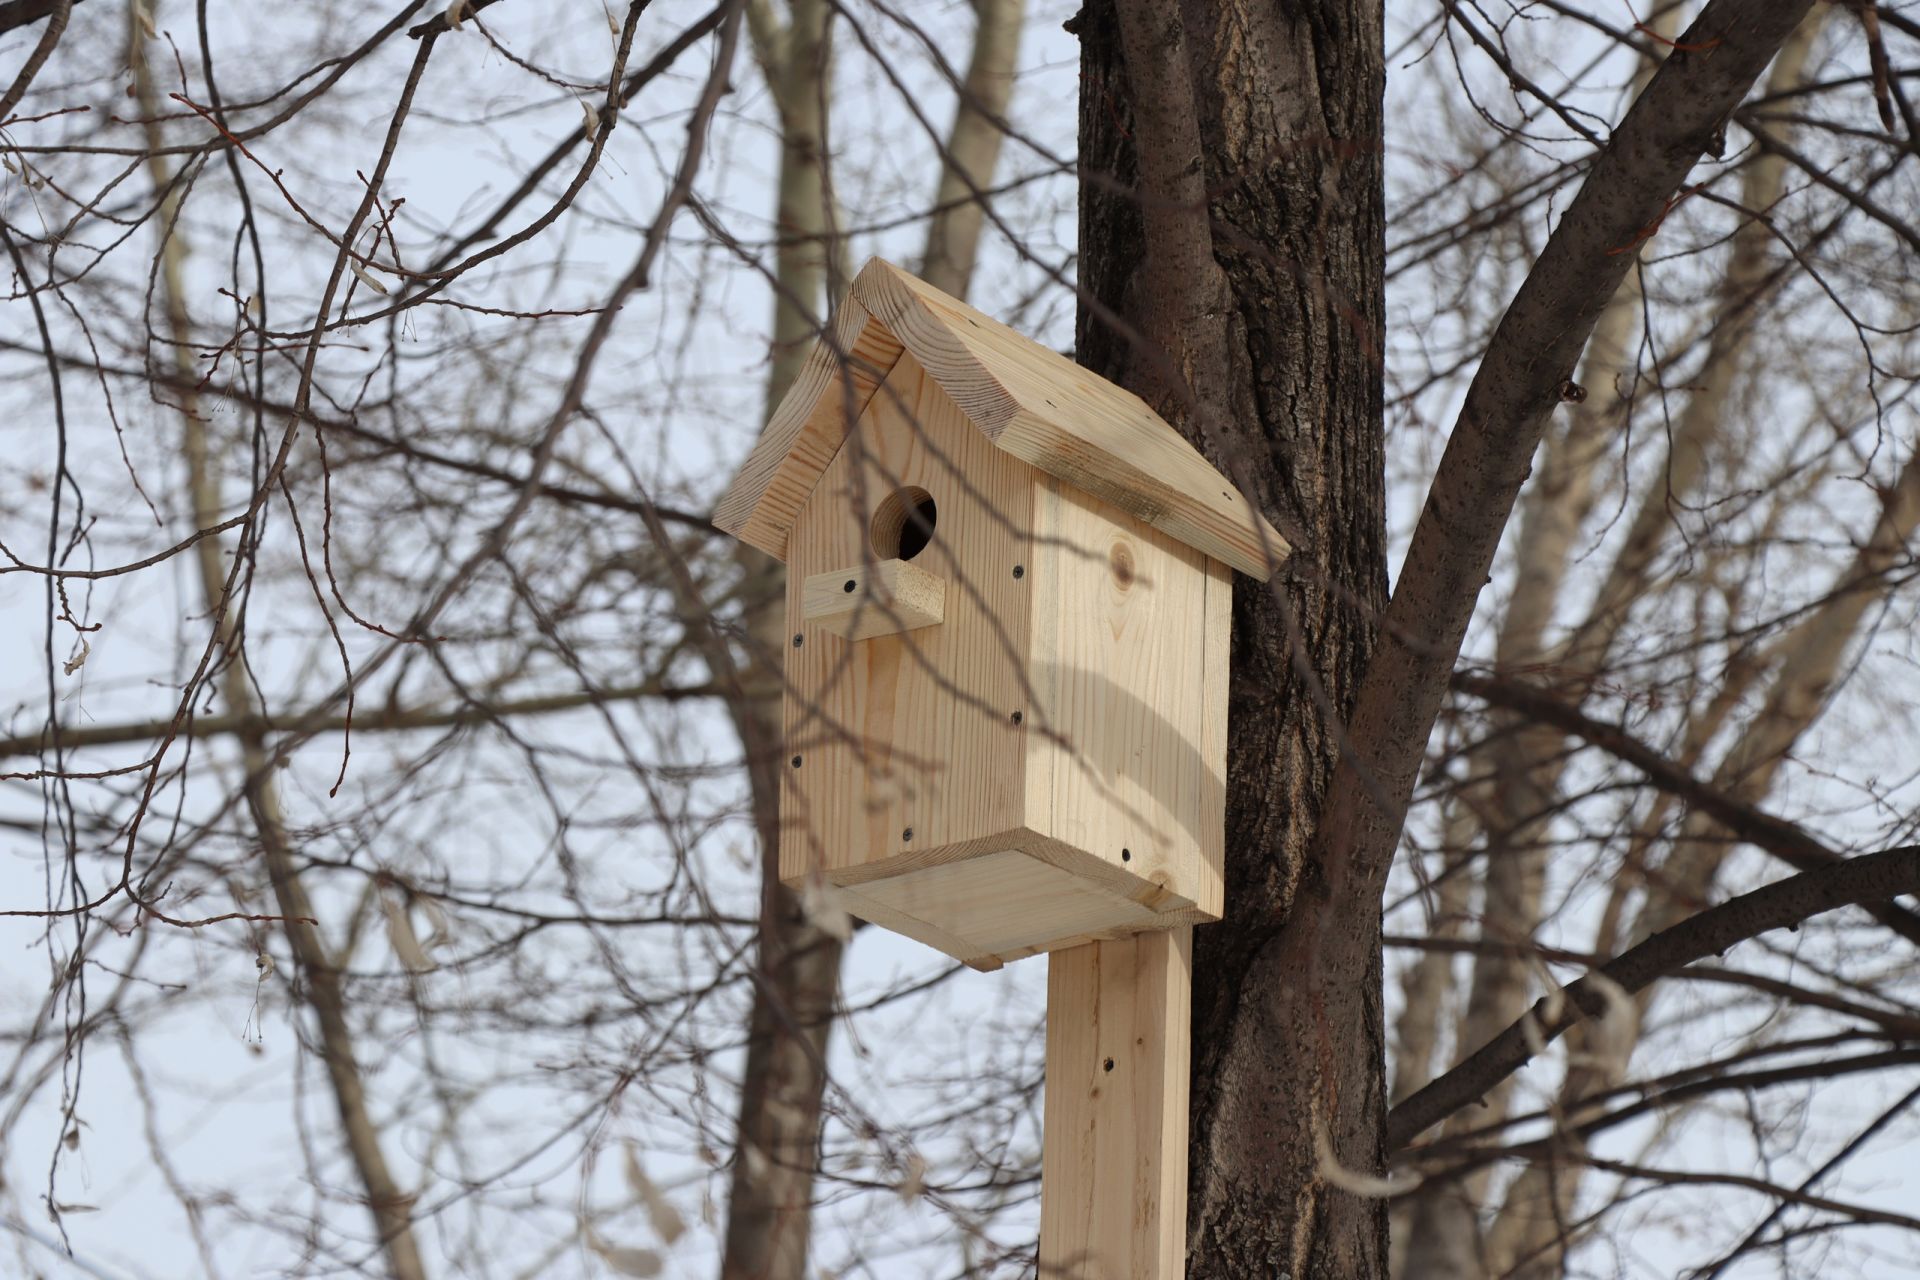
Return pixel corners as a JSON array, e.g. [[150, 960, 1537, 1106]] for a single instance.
[[1039, 928, 1191, 1278]]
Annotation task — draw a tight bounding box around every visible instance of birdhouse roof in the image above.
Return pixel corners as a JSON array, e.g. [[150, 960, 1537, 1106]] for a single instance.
[[712, 259, 1289, 580]]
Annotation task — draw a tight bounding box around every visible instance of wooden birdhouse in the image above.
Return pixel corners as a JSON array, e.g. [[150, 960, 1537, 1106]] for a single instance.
[[714, 259, 1286, 970]]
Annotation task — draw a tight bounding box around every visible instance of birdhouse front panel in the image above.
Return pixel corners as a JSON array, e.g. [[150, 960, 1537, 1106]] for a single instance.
[[780, 350, 1034, 898]]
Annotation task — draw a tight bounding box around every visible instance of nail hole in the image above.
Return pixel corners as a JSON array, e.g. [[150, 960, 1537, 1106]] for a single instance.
[[790, 755, 802, 768], [901, 827, 914, 842], [1121, 848, 1132, 862], [1010, 711, 1023, 725], [792, 634, 803, 648], [1102, 1058, 1115, 1072], [1012, 564, 1025, 579], [843, 579, 857, 593]]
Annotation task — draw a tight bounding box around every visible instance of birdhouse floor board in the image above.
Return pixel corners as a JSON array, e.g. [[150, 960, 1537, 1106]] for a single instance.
[[820, 878, 1004, 972], [858, 849, 1159, 960], [791, 832, 1207, 969]]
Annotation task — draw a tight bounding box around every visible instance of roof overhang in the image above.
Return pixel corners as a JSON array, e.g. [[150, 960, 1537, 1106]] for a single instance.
[[712, 258, 1289, 581]]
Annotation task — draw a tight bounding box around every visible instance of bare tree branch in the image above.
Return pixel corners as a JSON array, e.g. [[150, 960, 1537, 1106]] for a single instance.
[[1453, 670, 1920, 947], [1389, 844, 1920, 1150]]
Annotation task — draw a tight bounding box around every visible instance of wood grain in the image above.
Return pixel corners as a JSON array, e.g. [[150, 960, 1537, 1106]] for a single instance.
[[1026, 475, 1225, 924], [801, 558, 945, 640], [858, 850, 1163, 965], [1040, 930, 1192, 1278], [780, 352, 1032, 888], [775, 346, 1230, 964], [712, 296, 904, 557], [713, 259, 1288, 579], [853, 259, 1288, 580]]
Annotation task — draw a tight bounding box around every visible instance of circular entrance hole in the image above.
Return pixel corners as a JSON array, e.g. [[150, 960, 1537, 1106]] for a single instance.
[[871, 486, 937, 561]]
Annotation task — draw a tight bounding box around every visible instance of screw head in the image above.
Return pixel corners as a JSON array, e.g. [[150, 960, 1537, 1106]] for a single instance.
[[792, 633, 803, 648], [1010, 711, 1023, 725], [790, 755, 802, 768], [1012, 564, 1025, 579], [1121, 847, 1132, 862], [843, 579, 856, 593], [901, 827, 914, 842]]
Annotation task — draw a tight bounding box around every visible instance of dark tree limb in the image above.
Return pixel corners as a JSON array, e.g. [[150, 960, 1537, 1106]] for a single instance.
[[0, 0, 68, 119], [1582, 1151, 1920, 1237], [1107, 0, 1233, 439], [1314, 0, 1820, 934], [0, 680, 719, 763], [1416, 1048, 1920, 1174], [1079, 0, 1393, 1271], [407, 0, 510, 39], [0, 0, 79, 40], [422, 3, 726, 271], [1388, 844, 1920, 1150], [1387, 933, 1920, 1038], [1693, 1080, 1920, 1278]]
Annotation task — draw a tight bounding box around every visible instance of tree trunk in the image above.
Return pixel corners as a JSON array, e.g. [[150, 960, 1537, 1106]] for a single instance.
[[1074, 2, 1389, 1274]]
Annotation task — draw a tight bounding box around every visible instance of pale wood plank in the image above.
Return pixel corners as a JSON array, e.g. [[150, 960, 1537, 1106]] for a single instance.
[[1195, 557, 1231, 919], [818, 825, 1206, 917], [775, 338, 1230, 963], [855, 850, 1163, 963], [1025, 477, 1222, 926], [801, 558, 946, 640], [817, 877, 1004, 972], [1040, 931, 1191, 1279], [851, 258, 1289, 580]]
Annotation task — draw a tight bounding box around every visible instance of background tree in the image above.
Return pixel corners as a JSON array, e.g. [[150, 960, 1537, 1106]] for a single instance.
[[718, 2, 1023, 1277]]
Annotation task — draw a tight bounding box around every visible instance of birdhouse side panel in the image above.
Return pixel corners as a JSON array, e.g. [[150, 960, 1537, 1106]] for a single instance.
[[1023, 477, 1227, 922], [779, 352, 1034, 888]]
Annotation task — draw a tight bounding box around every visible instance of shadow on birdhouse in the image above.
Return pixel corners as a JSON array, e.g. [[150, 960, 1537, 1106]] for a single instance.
[[714, 259, 1288, 970]]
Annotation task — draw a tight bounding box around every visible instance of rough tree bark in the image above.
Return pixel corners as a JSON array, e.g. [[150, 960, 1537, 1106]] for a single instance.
[[1075, 2, 1388, 1273], [1077, 1, 1817, 1275]]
